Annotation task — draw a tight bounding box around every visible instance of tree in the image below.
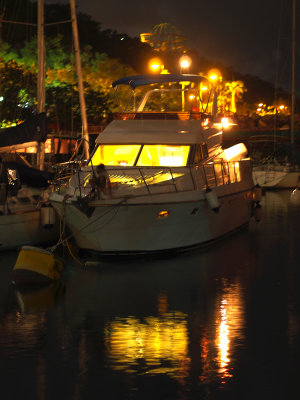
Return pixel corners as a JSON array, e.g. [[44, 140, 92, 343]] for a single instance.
[[0, 59, 36, 126], [222, 81, 246, 114]]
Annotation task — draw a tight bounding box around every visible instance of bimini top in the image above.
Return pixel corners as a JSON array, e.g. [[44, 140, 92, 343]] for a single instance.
[[112, 74, 206, 90]]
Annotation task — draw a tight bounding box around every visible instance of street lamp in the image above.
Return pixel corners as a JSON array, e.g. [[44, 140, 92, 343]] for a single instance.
[[178, 54, 192, 111], [149, 57, 164, 73], [207, 68, 222, 117], [179, 54, 192, 73]]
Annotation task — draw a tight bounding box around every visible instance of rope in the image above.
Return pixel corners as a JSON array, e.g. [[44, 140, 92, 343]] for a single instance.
[[48, 195, 128, 254]]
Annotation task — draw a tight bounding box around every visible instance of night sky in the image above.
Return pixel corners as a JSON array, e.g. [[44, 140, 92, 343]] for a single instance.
[[47, 0, 299, 96]]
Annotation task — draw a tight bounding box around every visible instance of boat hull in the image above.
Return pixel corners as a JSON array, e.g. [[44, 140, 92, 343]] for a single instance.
[[0, 210, 59, 251], [51, 185, 254, 256], [253, 168, 300, 188]]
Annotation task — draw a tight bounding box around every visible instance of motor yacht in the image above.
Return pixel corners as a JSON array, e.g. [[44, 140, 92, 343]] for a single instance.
[[49, 74, 258, 256]]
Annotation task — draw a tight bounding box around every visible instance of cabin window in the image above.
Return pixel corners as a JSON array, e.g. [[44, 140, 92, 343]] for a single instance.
[[90, 145, 141, 166], [90, 144, 190, 167], [193, 143, 209, 163], [136, 145, 190, 167]]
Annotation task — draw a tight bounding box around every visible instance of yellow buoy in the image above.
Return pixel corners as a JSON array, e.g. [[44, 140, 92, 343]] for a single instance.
[[11, 246, 63, 286]]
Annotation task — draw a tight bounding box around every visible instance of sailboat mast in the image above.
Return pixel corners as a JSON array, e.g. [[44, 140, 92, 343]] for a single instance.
[[37, 0, 45, 170], [291, 0, 296, 144], [70, 0, 90, 161]]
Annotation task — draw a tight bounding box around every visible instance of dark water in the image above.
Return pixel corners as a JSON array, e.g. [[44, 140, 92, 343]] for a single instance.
[[0, 190, 300, 400]]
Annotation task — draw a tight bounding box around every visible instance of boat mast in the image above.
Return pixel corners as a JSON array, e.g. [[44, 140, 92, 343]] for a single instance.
[[70, 0, 90, 161], [291, 0, 296, 145], [37, 0, 45, 170]]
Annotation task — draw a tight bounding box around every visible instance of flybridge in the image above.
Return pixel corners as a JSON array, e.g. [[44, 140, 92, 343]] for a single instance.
[[112, 74, 216, 115], [112, 74, 207, 89]]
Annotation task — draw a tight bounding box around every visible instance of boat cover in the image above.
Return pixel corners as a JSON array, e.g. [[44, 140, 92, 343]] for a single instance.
[[0, 113, 47, 148], [3, 161, 53, 188], [112, 74, 206, 89]]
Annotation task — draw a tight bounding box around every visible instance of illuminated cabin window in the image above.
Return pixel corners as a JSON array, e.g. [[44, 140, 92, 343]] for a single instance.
[[90, 144, 190, 167], [194, 143, 208, 163], [90, 145, 140, 166], [137, 145, 190, 167]]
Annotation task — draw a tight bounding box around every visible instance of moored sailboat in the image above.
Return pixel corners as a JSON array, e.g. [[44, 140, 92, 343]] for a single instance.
[[252, 0, 299, 188]]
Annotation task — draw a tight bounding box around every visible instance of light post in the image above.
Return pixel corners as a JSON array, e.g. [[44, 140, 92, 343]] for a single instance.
[[207, 68, 222, 117], [179, 54, 192, 111]]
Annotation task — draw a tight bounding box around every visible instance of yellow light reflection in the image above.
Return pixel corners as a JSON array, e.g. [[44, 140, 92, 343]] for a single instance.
[[215, 282, 245, 383], [217, 299, 230, 375], [104, 312, 190, 377]]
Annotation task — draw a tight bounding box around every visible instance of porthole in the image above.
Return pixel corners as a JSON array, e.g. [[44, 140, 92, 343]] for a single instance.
[[158, 210, 169, 218]]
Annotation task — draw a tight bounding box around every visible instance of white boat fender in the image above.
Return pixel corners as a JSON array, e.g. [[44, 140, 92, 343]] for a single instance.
[[290, 187, 300, 206], [205, 187, 220, 212], [41, 204, 56, 230], [253, 184, 262, 203], [253, 203, 262, 222]]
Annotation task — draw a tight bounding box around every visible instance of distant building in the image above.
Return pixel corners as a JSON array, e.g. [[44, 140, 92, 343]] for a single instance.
[[140, 23, 185, 52]]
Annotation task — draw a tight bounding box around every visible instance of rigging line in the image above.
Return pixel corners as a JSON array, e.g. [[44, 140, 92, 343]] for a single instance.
[[84, 203, 121, 234], [273, 0, 285, 150], [274, 1, 292, 88], [0, 19, 36, 26], [49, 197, 129, 251], [0, 19, 72, 27]]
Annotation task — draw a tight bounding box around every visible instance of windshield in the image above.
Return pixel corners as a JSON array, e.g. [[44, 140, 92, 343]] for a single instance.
[[90, 144, 190, 167]]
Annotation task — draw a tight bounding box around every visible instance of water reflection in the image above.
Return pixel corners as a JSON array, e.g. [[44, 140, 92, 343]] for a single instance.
[[215, 281, 245, 383], [0, 191, 299, 399], [104, 291, 190, 378], [14, 281, 65, 314], [103, 277, 246, 386]]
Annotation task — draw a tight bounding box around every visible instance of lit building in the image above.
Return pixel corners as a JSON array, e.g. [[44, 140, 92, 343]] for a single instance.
[[140, 23, 185, 52]]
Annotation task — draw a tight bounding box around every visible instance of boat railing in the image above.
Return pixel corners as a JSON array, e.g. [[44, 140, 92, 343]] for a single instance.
[[50, 160, 81, 187], [60, 159, 248, 199], [113, 111, 211, 121]]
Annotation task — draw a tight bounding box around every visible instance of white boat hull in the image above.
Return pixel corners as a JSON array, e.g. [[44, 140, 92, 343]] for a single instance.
[[253, 168, 300, 188], [0, 209, 59, 251], [51, 184, 254, 256]]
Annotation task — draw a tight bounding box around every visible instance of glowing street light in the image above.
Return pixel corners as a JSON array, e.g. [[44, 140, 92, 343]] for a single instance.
[[149, 57, 164, 73], [179, 54, 192, 73], [208, 68, 222, 83]]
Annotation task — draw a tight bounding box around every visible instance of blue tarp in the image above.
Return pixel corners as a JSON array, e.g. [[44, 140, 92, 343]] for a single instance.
[[112, 74, 206, 89]]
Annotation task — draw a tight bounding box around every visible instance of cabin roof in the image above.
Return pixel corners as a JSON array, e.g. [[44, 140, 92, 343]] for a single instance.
[[112, 74, 206, 90], [95, 120, 222, 146]]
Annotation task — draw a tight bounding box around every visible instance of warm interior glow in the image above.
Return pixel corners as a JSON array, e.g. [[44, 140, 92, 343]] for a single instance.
[[90, 145, 190, 167], [90, 145, 140, 166], [137, 145, 190, 167]]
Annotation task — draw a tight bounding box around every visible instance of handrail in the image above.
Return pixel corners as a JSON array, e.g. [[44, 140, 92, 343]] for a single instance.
[[52, 160, 249, 199]]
